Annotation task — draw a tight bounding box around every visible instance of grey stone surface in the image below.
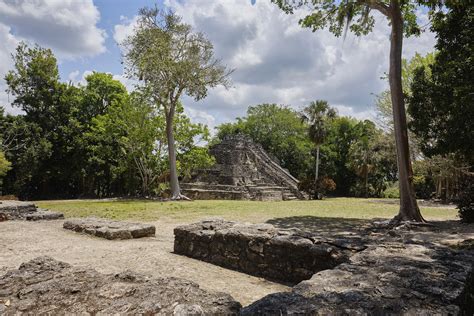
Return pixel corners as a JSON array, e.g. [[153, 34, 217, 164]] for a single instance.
[[181, 135, 308, 201], [174, 219, 361, 283], [0, 201, 37, 220], [241, 225, 474, 316], [25, 209, 64, 221], [0, 201, 64, 221], [0, 256, 241, 315], [63, 217, 156, 240]]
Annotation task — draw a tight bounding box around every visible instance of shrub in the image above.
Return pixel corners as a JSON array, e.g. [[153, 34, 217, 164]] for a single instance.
[[457, 177, 474, 223], [383, 182, 400, 198]]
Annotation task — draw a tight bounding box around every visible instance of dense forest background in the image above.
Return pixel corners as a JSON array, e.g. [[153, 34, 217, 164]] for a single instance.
[[0, 4, 472, 204]]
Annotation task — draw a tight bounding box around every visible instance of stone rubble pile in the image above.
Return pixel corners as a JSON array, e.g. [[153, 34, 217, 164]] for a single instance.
[[63, 217, 156, 240], [0, 256, 241, 315], [0, 201, 63, 221], [174, 219, 365, 283]]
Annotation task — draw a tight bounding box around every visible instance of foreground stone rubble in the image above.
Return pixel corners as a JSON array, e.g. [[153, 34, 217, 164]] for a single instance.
[[63, 217, 156, 240], [0, 201, 63, 221], [0, 256, 241, 315], [1, 216, 472, 314]]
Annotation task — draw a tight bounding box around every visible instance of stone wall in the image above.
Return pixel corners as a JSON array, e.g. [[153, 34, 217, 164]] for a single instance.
[[174, 220, 362, 283], [0, 201, 37, 220]]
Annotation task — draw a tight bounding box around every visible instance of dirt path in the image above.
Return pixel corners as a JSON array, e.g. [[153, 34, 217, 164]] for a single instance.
[[0, 219, 289, 306]]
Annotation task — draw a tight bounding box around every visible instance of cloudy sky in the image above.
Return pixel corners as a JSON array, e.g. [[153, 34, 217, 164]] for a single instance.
[[0, 0, 436, 130]]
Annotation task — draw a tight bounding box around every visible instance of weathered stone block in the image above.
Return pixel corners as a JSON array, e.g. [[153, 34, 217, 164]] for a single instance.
[[63, 217, 155, 240], [0, 256, 241, 314], [25, 209, 64, 221], [0, 201, 37, 220], [0, 202, 64, 221], [174, 219, 360, 283]]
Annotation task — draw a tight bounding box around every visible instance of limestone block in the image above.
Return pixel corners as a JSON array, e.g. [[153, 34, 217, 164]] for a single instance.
[[63, 217, 155, 240]]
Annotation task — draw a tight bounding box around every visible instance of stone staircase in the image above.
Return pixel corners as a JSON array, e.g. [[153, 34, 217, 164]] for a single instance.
[[181, 135, 308, 201]]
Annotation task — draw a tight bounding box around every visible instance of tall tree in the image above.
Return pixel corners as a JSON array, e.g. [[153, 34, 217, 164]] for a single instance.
[[272, 0, 445, 222], [302, 100, 336, 197], [4, 43, 85, 198], [122, 7, 231, 200]]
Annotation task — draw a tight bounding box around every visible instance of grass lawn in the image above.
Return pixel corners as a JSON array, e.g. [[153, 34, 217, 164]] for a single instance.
[[36, 198, 458, 223]]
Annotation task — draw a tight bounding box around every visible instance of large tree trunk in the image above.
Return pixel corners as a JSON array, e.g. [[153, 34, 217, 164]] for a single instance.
[[315, 145, 320, 184], [389, 1, 424, 222], [165, 112, 181, 199]]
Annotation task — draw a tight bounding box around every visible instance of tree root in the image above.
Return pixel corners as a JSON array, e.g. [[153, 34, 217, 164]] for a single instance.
[[170, 193, 192, 201]]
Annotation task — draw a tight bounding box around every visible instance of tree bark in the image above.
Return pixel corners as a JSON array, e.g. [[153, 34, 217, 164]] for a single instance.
[[389, 1, 424, 222], [314, 145, 320, 199], [165, 111, 181, 199], [165, 108, 190, 200]]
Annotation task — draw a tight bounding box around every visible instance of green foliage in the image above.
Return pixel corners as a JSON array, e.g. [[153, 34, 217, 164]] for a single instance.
[[302, 100, 336, 147], [0, 151, 11, 194], [0, 151, 11, 177], [271, 0, 438, 38], [376, 52, 436, 131], [2, 43, 213, 199], [346, 121, 397, 197], [383, 183, 400, 199], [81, 72, 128, 120], [408, 4, 474, 164], [457, 177, 474, 223]]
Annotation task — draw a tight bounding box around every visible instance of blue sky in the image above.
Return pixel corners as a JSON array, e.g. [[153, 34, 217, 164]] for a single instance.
[[0, 0, 436, 130]]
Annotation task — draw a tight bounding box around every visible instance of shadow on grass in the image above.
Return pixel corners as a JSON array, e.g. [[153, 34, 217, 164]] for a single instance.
[[266, 216, 374, 238]]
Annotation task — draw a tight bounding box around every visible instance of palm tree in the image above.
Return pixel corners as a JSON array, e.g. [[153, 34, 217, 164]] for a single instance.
[[302, 100, 336, 198]]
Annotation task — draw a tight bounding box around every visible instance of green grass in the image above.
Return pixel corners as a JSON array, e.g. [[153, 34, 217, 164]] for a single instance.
[[35, 198, 458, 223]]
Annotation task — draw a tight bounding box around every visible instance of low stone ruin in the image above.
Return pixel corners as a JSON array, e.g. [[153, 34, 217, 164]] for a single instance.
[[0, 256, 241, 315], [175, 220, 474, 314], [174, 219, 365, 283], [63, 217, 156, 240], [25, 209, 65, 221], [0, 201, 63, 221], [181, 135, 308, 201]]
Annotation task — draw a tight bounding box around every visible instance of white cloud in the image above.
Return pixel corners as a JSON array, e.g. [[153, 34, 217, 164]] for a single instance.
[[67, 70, 80, 82], [115, 0, 436, 128], [0, 22, 19, 114], [113, 15, 139, 46], [0, 0, 106, 58], [185, 107, 216, 131]]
